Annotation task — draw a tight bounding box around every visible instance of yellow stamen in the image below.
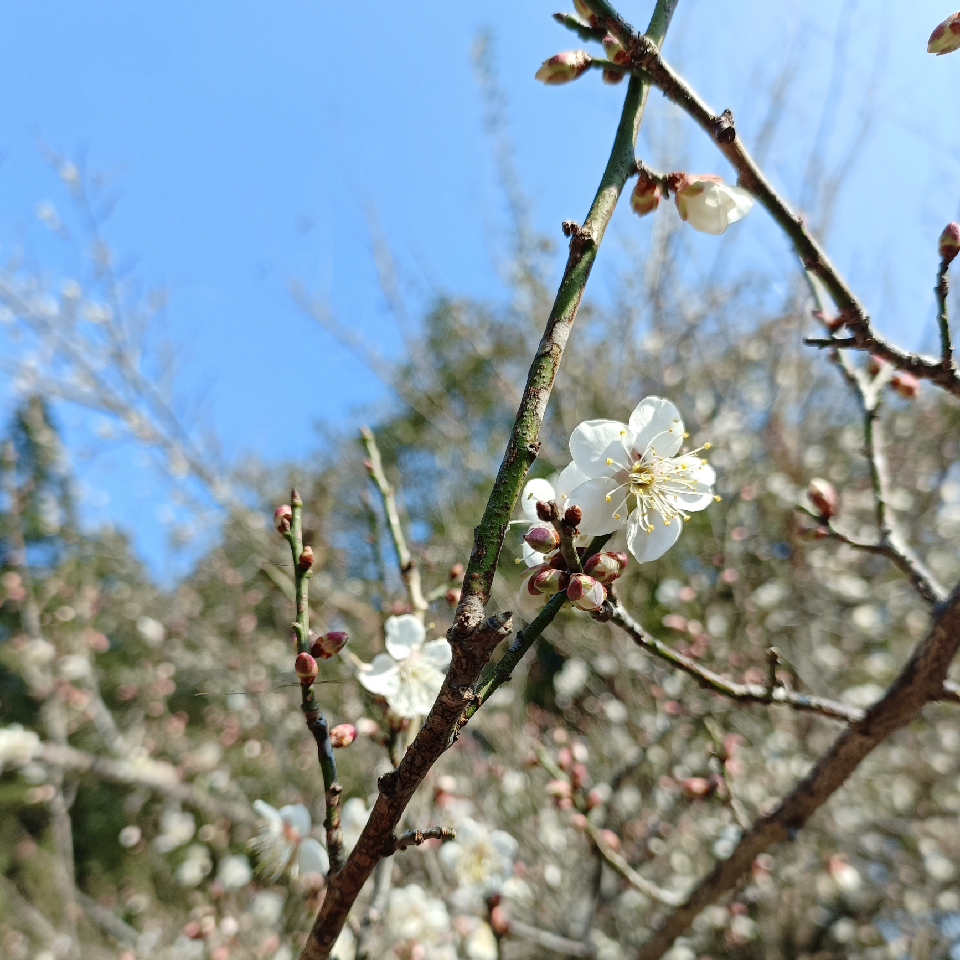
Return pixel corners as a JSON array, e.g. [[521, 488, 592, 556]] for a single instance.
[[605, 495, 611, 502], [683, 432, 689, 438], [714, 495, 722, 502], [614, 513, 621, 520], [606, 458, 613, 465], [703, 442, 711, 449], [515, 558, 522, 564]]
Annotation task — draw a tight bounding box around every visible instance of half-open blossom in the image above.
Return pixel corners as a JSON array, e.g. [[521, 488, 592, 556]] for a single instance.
[[928, 12, 960, 55], [248, 801, 328, 881], [438, 819, 518, 897], [357, 615, 451, 718], [673, 174, 753, 235], [566, 573, 606, 611], [566, 397, 716, 562], [582, 551, 628, 584], [535, 50, 592, 85]]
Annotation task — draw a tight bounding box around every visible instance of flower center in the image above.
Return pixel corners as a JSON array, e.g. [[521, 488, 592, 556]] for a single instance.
[[457, 840, 501, 885]]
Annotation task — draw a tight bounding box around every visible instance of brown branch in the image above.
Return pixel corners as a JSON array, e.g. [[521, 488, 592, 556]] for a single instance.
[[360, 426, 428, 618], [608, 601, 861, 723], [382, 825, 456, 855], [634, 580, 960, 960]]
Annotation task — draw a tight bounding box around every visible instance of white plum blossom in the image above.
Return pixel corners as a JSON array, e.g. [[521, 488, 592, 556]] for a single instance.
[[439, 818, 518, 898], [357, 615, 451, 718], [248, 800, 329, 880], [216, 854, 253, 890], [340, 796, 371, 853], [0, 724, 40, 772], [175, 844, 212, 887], [566, 397, 716, 563], [153, 809, 196, 853], [674, 174, 753, 235]]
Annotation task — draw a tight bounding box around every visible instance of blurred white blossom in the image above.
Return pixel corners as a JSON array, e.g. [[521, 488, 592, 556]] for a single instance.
[[0, 724, 41, 772], [248, 800, 328, 880]]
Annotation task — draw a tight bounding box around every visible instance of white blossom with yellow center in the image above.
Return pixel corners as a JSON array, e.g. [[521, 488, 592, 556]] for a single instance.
[[567, 396, 717, 562], [438, 818, 518, 897], [247, 801, 328, 881]]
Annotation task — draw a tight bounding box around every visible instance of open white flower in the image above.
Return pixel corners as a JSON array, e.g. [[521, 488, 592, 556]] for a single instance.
[[566, 396, 716, 563], [438, 818, 518, 897], [357, 615, 451, 718], [0, 724, 40, 772], [674, 174, 753, 235], [248, 800, 328, 880]]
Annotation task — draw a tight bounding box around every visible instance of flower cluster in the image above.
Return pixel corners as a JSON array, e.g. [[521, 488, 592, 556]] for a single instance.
[[630, 171, 753, 235]]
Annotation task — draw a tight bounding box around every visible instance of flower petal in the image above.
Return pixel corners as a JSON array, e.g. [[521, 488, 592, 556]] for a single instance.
[[358, 654, 401, 697], [517, 572, 548, 620], [522, 541, 544, 567], [554, 461, 591, 501], [253, 800, 282, 831], [626, 509, 682, 563], [568, 477, 624, 536], [297, 838, 330, 876], [279, 804, 312, 837], [569, 420, 632, 477], [384, 614, 425, 660], [388, 665, 444, 717], [421, 638, 452, 671], [628, 397, 683, 458], [520, 477, 556, 520]]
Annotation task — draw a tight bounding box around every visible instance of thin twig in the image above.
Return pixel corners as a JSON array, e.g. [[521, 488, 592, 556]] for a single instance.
[[608, 600, 860, 722], [505, 915, 596, 957], [361, 427, 428, 619], [937, 260, 955, 369], [383, 825, 456, 854]]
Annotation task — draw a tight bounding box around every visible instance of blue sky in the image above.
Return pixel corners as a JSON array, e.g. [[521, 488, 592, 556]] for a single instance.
[[0, 1, 958, 578]]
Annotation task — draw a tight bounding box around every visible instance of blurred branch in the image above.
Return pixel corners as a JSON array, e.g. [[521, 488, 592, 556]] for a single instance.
[[607, 599, 861, 722], [361, 427, 427, 619], [505, 915, 596, 957], [298, 3, 678, 954]]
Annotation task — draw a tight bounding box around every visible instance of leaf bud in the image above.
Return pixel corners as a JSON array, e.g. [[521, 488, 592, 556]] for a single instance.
[[274, 504, 292, 534], [928, 12, 960, 55], [566, 573, 606, 611], [535, 50, 592, 85], [563, 504, 582, 527], [532, 567, 565, 596], [891, 370, 919, 399], [524, 523, 561, 554], [630, 177, 663, 217], [295, 652, 318, 685], [807, 478, 838, 520], [311, 630, 348, 660], [939, 222, 960, 266], [298, 545, 314, 570], [583, 551, 628, 584], [329, 723, 356, 748]]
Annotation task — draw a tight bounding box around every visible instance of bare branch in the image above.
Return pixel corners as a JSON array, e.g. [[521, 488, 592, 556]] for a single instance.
[[383, 825, 456, 855]]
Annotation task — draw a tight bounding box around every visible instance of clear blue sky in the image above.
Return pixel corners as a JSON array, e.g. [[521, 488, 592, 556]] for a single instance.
[[0, 1, 958, 578]]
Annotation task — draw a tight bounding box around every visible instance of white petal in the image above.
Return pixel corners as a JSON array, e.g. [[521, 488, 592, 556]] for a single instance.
[[554, 461, 591, 501], [568, 477, 624, 536], [517, 573, 548, 620], [522, 541, 543, 567], [384, 614, 425, 660], [628, 397, 683, 458], [569, 420, 632, 477], [438, 838, 461, 873], [421, 638, 452, 671], [669, 461, 716, 510], [388, 666, 444, 717], [490, 829, 519, 862], [253, 800, 282, 831], [297, 838, 329, 876], [725, 184, 753, 222], [626, 509, 682, 562], [358, 654, 401, 697], [521, 477, 556, 520], [280, 804, 312, 837]]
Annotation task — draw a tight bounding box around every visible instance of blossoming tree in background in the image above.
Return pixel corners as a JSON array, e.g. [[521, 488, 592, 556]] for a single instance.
[[4, 3, 960, 960]]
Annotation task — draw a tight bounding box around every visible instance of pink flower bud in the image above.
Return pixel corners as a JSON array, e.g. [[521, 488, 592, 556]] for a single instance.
[[274, 504, 292, 534], [566, 573, 606, 611], [866, 354, 886, 377], [598, 829, 621, 851], [630, 178, 663, 217], [940, 222, 960, 266], [807, 478, 838, 520], [585, 788, 604, 810], [524, 524, 561, 554], [532, 567, 566, 597], [449, 563, 465, 583], [444, 587, 461, 605], [891, 370, 919, 399], [546, 778, 572, 799], [569, 812, 588, 830], [601, 68, 624, 85], [329, 723, 356, 748], [583, 551, 628, 584], [298, 545, 314, 570], [311, 630, 348, 661], [295, 652, 318, 685], [601, 34, 629, 64], [681, 776, 714, 799], [563, 504, 582, 527], [572, 0, 599, 25], [570, 763, 588, 790], [557, 746, 572, 771], [928, 12, 960, 55], [356, 717, 380, 737], [535, 50, 592, 85]]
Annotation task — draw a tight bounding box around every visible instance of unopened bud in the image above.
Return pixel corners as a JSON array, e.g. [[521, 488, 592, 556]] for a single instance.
[[807, 478, 838, 520], [557, 746, 572, 771], [569, 812, 588, 830], [356, 717, 380, 737], [274, 504, 292, 534], [563, 504, 582, 527], [524, 524, 561, 554], [866, 354, 886, 377], [311, 630, 348, 661], [630, 178, 663, 217], [583, 551, 628, 584], [601, 34, 628, 63], [566, 573, 606, 611], [598, 829, 620, 852], [489, 904, 510, 938], [329, 723, 356, 748], [444, 587, 461, 605], [584, 787, 604, 810], [928, 12, 960, 55], [295, 652, 318, 685], [570, 763, 588, 790], [536, 500, 557, 522], [449, 563, 465, 583], [681, 776, 713, 799], [535, 50, 592, 85], [572, 0, 599, 25], [532, 567, 565, 596], [546, 778, 572, 799], [940, 222, 960, 266], [891, 370, 919, 399], [601, 68, 624, 85], [298, 545, 314, 571]]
